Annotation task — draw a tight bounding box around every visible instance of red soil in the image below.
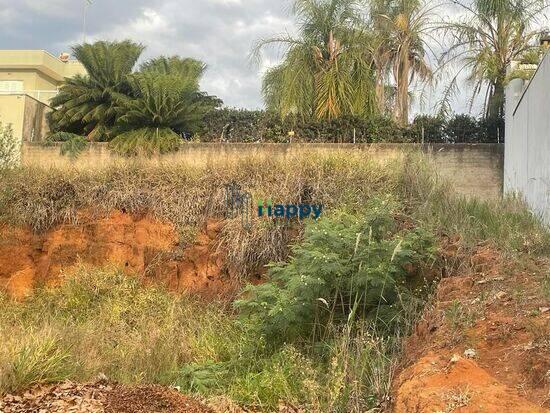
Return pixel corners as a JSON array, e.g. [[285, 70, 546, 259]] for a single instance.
[[0, 211, 237, 299], [393, 243, 550, 412]]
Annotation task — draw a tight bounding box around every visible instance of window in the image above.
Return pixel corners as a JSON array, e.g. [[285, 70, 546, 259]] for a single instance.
[[0, 80, 24, 93]]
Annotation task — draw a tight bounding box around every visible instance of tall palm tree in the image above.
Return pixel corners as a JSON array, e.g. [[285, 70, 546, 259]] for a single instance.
[[49, 40, 144, 141], [440, 0, 548, 134], [256, 0, 376, 121], [370, 0, 435, 125]]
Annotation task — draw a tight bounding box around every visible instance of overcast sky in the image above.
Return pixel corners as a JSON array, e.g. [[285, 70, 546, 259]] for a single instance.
[[0, 0, 509, 115]]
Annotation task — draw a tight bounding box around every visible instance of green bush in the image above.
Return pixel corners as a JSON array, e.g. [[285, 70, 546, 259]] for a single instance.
[[236, 201, 435, 345], [410, 115, 446, 143], [445, 114, 480, 143], [0, 122, 19, 169]]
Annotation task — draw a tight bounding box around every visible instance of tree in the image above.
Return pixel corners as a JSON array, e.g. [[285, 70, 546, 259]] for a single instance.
[[109, 57, 221, 155], [370, 0, 435, 125], [256, 0, 377, 121], [440, 0, 548, 138], [49, 40, 145, 141]]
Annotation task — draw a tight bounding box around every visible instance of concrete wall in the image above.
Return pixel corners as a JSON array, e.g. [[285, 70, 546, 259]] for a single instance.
[[0, 94, 50, 142], [23, 96, 50, 142], [505, 52, 550, 225], [21, 142, 504, 200], [0, 94, 25, 139]]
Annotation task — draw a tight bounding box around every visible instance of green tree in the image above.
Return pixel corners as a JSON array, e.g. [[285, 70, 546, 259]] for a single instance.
[[109, 57, 221, 155], [49, 40, 144, 141], [256, 0, 377, 121], [440, 0, 548, 138]]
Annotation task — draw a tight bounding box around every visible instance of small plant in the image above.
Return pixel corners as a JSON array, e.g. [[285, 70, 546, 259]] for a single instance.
[[445, 300, 476, 331], [0, 334, 73, 393], [0, 121, 19, 169]]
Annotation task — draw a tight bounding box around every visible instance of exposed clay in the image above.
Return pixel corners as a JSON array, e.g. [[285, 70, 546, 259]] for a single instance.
[[393, 243, 550, 412], [0, 211, 236, 299]]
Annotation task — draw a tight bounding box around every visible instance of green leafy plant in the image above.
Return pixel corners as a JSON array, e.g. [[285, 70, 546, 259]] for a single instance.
[[109, 127, 181, 156], [0, 121, 19, 169], [59, 135, 89, 160], [236, 200, 435, 344], [49, 40, 145, 141]]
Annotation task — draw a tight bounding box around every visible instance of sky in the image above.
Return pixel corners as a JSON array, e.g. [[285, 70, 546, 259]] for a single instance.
[[0, 0, 495, 115]]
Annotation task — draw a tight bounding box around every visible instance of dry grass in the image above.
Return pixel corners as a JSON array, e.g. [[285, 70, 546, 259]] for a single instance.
[[0, 151, 404, 276]]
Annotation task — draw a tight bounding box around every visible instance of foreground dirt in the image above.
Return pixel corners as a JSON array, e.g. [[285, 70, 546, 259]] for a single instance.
[[0, 211, 237, 299], [393, 242, 550, 412], [0, 381, 213, 413]]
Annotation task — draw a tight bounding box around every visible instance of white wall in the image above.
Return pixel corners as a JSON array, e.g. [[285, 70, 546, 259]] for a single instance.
[[505, 52, 550, 225]]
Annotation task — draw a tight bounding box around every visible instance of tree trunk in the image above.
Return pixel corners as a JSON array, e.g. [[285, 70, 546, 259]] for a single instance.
[[375, 65, 386, 114]]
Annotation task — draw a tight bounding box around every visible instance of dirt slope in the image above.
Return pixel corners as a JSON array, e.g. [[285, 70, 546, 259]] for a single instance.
[[393, 243, 550, 412], [0, 211, 236, 299]]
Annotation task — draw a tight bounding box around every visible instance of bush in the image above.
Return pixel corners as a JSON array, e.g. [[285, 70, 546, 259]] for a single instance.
[[445, 114, 480, 143], [236, 201, 435, 345], [0, 122, 19, 169], [410, 115, 446, 143], [199, 109, 409, 143]]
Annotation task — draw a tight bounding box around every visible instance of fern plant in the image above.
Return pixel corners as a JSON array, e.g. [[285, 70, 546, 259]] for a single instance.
[[236, 199, 435, 344]]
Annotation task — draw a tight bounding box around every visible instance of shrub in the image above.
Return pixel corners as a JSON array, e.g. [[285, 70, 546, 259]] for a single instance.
[[445, 114, 480, 143], [236, 201, 435, 345], [410, 115, 446, 143], [0, 122, 19, 169]]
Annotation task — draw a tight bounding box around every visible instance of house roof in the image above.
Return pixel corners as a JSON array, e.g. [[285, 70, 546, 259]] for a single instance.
[[0, 50, 86, 82]]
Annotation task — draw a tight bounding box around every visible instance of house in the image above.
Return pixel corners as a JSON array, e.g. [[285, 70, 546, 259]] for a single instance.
[[0, 50, 86, 142]]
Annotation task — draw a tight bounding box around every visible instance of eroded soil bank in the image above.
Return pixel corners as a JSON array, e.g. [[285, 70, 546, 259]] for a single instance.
[[1, 214, 548, 412], [0, 210, 238, 299], [393, 243, 549, 412]]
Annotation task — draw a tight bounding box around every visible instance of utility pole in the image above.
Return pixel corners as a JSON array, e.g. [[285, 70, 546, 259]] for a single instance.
[[82, 0, 93, 43]]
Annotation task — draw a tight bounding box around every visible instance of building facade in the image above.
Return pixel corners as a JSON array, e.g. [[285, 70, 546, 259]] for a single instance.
[[0, 50, 86, 142], [505, 51, 550, 225]]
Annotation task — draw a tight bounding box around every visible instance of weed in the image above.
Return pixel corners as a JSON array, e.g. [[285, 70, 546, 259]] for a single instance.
[[445, 300, 476, 332]]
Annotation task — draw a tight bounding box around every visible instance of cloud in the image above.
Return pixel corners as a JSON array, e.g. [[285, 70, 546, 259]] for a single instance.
[[45, 0, 295, 108], [0, 0, 532, 115]]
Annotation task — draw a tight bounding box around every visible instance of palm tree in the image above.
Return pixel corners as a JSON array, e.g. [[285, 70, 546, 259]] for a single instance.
[[370, 0, 435, 125], [440, 0, 548, 136], [110, 57, 221, 155], [256, 0, 377, 121], [49, 40, 144, 141]]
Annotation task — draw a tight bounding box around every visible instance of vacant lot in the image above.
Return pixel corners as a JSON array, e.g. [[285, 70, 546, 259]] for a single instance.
[[0, 151, 548, 412]]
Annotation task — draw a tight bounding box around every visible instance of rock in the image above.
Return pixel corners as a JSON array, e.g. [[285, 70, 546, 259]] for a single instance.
[[494, 291, 507, 300], [450, 354, 461, 363], [464, 348, 477, 359]]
